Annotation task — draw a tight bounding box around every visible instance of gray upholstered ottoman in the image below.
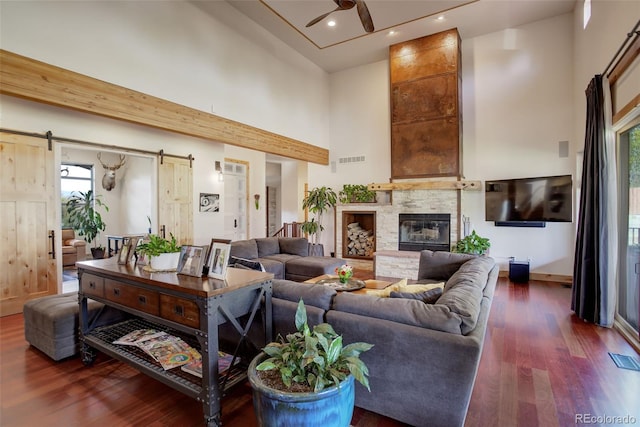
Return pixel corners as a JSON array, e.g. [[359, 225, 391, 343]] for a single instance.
[[23, 292, 126, 361], [285, 256, 347, 282]]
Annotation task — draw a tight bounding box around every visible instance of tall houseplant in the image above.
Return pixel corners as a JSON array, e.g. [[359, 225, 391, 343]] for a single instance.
[[249, 299, 373, 427], [66, 190, 108, 259], [301, 186, 337, 250]]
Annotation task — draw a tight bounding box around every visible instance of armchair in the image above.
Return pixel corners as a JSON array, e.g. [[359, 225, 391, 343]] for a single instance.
[[61, 228, 86, 267]]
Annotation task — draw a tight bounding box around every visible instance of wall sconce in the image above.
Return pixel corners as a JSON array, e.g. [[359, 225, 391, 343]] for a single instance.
[[254, 194, 260, 210], [215, 160, 224, 182]]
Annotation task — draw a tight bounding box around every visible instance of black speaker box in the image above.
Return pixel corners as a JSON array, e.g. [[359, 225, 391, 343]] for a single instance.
[[509, 261, 530, 283]]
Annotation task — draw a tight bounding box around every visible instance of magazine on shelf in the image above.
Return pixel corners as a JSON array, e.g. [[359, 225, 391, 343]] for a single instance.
[[113, 329, 201, 370], [180, 351, 238, 378], [136, 332, 201, 370], [112, 328, 164, 346]]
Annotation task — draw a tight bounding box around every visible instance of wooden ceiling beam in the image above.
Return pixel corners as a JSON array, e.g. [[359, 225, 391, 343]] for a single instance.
[[0, 49, 329, 165]]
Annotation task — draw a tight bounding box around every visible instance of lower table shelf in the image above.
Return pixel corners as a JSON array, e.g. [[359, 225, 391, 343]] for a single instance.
[[83, 318, 248, 398]]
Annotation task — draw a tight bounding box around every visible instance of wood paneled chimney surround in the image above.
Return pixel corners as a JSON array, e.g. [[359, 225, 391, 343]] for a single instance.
[[390, 28, 462, 179]]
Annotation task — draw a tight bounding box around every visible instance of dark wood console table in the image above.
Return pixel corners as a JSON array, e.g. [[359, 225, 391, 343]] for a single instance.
[[76, 258, 273, 427]]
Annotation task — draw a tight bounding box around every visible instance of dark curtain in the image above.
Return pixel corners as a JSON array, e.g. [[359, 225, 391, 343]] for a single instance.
[[572, 75, 609, 325]]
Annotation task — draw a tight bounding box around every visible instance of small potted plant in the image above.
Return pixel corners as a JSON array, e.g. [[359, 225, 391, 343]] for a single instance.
[[453, 230, 490, 255], [136, 233, 181, 271], [335, 264, 353, 284], [248, 299, 373, 427], [65, 190, 108, 259]]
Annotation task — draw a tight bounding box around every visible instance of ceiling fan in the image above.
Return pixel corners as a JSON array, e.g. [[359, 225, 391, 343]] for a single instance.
[[306, 0, 375, 33]]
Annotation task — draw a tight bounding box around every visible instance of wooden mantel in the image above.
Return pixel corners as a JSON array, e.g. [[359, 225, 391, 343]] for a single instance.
[[0, 49, 329, 165], [368, 180, 482, 191]]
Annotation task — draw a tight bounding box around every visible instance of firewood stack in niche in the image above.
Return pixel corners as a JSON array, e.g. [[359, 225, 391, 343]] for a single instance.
[[346, 222, 374, 257]]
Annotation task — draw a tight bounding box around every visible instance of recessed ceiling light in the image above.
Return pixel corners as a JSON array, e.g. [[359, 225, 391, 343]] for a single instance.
[[388, 30, 396, 36], [327, 20, 336, 27], [436, 15, 445, 22]]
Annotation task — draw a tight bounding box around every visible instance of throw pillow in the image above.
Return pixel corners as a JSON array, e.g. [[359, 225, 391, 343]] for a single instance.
[[229, 256, 265, 272], [397, 282, 445, 293], [390, 287, 443, 304], [365, 278, 407, 297]]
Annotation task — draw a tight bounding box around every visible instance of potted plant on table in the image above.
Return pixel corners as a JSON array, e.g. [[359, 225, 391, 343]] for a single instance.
[[135, 233, 181, 271], [301, 186, 337, 256], [248, 299, 373, 427], [65, 190, 108, 259], [453, 230, 491, 255]]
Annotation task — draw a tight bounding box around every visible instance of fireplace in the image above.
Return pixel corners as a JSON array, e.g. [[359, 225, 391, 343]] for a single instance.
[[398, 213, 451, 252]]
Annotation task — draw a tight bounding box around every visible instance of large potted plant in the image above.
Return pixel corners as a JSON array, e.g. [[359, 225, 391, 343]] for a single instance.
[[66, 190, 108, 259], [453, 230, 491, 255], [301, 186, 337, 255], [136, 233, 181, 271], [249, 299, 373, 427]]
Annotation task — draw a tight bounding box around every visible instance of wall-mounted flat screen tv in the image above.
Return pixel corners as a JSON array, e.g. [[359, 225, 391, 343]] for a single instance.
[[485, 175, 573, 223]]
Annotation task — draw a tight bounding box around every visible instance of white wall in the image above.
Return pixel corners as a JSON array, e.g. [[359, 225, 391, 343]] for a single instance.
[[0, 1, 330, 246], [325, 9, 636, 276], [461, 14, 576, 274]]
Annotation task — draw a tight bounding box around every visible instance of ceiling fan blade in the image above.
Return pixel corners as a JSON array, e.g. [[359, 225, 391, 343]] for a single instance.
[[355, 0, 374, 33], [306, 7, 340, 28]]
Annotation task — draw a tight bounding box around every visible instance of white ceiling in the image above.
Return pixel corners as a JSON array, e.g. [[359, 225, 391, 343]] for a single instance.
[[215, 0, 577, 73]]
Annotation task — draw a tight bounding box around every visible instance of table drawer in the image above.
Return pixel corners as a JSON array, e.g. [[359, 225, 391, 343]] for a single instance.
[[160, 294, 200, 328], [81, 273, 104, 298], [105, 280, 159, 316]]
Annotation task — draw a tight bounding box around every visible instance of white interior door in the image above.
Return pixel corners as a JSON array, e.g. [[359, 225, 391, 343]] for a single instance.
[[224, 160, 248, 241]]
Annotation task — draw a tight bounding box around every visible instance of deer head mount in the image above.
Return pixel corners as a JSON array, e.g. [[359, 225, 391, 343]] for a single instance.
[[97, 153, 126, 191]]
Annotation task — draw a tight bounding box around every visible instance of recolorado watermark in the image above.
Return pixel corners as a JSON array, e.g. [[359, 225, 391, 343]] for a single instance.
[[575, 413, 637, 424]]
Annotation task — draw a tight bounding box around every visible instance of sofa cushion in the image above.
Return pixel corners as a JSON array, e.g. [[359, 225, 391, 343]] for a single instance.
[[273, 279, 336, 311], [278, 237, 309, 256], [255, 237, 280, 257], [230, 239, 259, 260], [390, 287, 443, 304], [331, 293, 462, 334], [437, 256, 495, 335], [417, 250, 477, 281]]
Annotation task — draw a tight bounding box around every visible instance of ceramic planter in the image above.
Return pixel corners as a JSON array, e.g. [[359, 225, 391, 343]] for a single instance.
[[248, 352, 355, 427], [148, 252, 180, 271]]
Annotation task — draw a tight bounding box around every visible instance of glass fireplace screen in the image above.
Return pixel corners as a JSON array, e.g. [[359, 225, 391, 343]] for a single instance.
[[398, 213, 451, 252]]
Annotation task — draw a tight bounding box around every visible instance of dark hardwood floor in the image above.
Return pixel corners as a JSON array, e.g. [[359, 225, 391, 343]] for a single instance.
[[1, 276, 638, 427]]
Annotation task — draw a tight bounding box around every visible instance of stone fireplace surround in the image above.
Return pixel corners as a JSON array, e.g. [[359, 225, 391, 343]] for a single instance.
[[335, 187, 460, 278]]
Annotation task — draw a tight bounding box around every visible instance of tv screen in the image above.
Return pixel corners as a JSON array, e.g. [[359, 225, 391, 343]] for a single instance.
[[485, 175, 573, 223]]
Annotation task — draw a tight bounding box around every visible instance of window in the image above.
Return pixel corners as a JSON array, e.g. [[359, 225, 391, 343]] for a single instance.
[[61, 164, 93, 227]]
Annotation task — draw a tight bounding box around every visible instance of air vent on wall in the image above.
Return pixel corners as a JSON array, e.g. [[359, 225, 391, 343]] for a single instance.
[[338, 156, 366, 164]]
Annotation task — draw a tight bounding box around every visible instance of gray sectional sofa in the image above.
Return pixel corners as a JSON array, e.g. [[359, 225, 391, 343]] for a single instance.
[[229, 237, 346, 282], [265, 250, 499, 427]]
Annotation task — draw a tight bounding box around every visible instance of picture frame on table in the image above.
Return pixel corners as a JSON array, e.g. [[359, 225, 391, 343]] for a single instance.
[[177, 245, 207, 277], [117, 237, 131, 264], [118, 235, 143, 265], [208, 242, 231, 280], [203, 238, 231, 276]]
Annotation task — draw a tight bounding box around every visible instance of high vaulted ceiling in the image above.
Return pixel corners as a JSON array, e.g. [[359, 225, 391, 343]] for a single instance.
[[212, 0, 577, 73]]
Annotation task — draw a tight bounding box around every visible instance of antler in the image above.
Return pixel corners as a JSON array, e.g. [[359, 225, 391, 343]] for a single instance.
[[113, 154, 126, 170], [97, 152, 108, 169], [97, 152, 126, 170]]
